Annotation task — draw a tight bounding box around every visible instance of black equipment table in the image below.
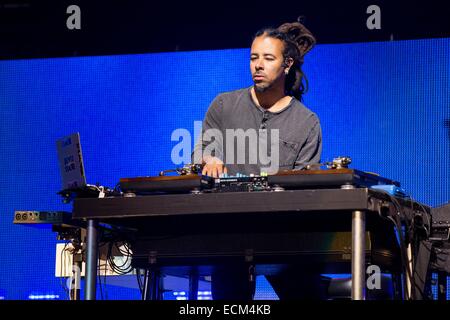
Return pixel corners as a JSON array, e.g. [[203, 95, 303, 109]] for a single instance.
[[72, 187, 429, 300]]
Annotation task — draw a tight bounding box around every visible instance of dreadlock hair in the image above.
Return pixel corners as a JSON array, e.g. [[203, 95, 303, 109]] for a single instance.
[[253, 20, 316, 101]]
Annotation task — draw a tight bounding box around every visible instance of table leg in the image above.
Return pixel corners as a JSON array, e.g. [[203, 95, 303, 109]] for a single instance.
[[352, 210, 366, 300], [85, 219, 98, 300]]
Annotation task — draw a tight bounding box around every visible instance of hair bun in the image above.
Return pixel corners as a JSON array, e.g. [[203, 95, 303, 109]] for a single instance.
[[277, 22, 316, 57]]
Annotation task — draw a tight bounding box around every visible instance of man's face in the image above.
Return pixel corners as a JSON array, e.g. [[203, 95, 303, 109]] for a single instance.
[[250, 36, 286, 93]]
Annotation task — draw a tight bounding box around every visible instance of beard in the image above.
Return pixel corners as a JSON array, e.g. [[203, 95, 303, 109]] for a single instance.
[[254, 81, 271, 93]]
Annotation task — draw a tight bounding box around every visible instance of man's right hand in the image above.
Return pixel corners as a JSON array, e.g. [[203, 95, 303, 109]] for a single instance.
[[202, 156, 228, 178]]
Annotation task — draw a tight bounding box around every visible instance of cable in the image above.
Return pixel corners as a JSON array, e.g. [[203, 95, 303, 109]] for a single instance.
[[60, 242, 70, 300], [136, 268, 144, 297], [372, 188, 415, 299], [106, 241, 133, 275], [409, 193, 432, 238], [103, 255, 108, 300], [394, 191, 433, 299], [97, 254, 103, 300], [93, 224, 137, 299], [114, 182, 122, 194], [384, 191, 423, 300], [390, 198, 415, 299]]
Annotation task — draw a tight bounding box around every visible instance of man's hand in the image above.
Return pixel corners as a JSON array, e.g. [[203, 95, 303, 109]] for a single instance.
[[202, 156, 228, 178]]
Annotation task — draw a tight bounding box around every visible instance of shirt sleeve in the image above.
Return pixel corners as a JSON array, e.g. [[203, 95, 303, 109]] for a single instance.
[[293, 116, 322, 169], [192, 95, 224, 164]]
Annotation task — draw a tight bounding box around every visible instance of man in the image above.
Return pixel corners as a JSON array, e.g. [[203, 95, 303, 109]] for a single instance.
[[193, 20, 323, 299]]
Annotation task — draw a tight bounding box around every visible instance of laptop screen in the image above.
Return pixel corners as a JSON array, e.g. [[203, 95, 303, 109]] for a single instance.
[[56, 132, 87, 190]]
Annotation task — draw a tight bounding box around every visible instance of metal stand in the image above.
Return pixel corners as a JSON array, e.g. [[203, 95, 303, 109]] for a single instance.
[[406, 244, 413, 299], [70, 250, 82, 300], [85, 219, 98, 300], [352, 210, 366, 300], [188, 271, 199, 300], [142, 268, 162, 300], [53, 223, 84, 300], [142, 269, 150, 300], [248, 264, 256, 300]]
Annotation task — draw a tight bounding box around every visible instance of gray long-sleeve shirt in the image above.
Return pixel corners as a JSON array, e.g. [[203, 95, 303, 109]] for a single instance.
[[193, 87, 322, 176]]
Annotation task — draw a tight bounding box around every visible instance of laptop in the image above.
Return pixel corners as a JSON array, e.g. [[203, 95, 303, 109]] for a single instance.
[[56, 132, 87, 190]]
